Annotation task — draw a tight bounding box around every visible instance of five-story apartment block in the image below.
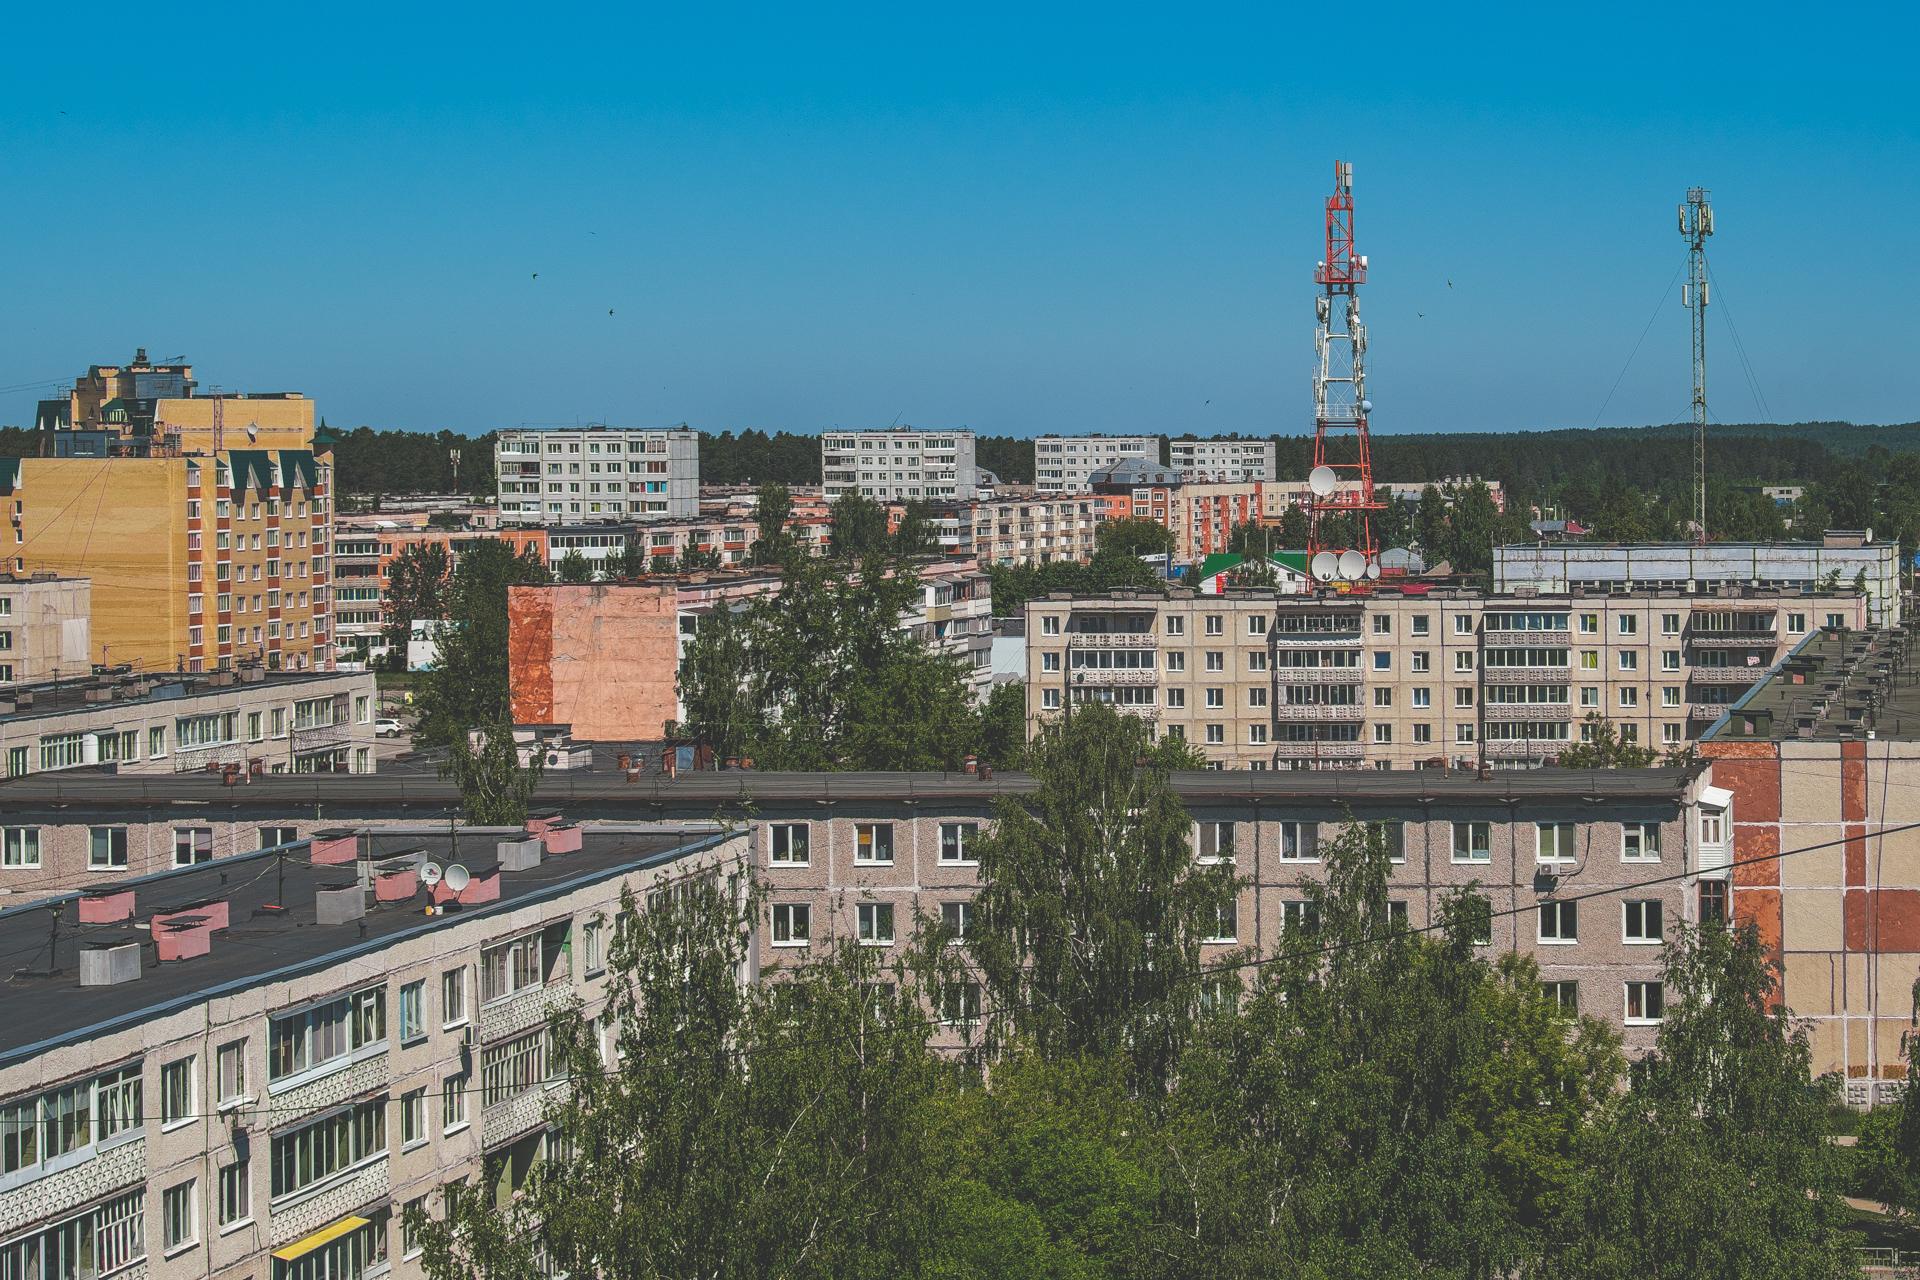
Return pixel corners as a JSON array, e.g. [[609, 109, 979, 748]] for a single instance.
[[1168, 438, 1277, 483], [1033, 435, 1159, 495], [495, 427, 698, 525], [821, 430, 977, 502]]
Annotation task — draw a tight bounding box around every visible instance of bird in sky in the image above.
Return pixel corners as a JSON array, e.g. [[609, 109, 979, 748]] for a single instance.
[[608, 309, 615, 315], [531, 272, 539, 280], [1446, 278, 1453, 289], [1418, 312, 1425, 318]]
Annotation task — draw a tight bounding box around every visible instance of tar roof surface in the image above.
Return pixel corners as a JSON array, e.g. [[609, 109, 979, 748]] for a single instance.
[[0, 825, 724, 1068], [1710, 626, 1920, 742], [1, 669, 359, 726]]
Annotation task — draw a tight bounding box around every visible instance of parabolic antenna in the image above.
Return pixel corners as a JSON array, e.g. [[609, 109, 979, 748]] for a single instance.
[[1337, 549, 1366, 579], [1310, 551, 1339, 582], [1308, 465, 1338, 497], [420, 862, 444, 887], [444, 864, 472, 893], [1364, 560, 1381, 580]]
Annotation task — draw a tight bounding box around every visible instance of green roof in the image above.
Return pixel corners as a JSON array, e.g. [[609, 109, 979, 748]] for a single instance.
[[1196, 550, 1308, 580], [228, 450, 276, 499], [0, 458, 18, 496]]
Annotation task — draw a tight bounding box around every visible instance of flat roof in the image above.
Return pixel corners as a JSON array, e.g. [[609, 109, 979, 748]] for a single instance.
[[1706, 626, 1920, 742], [1, 669, 366, 727], [0, 824, 727, 1067]]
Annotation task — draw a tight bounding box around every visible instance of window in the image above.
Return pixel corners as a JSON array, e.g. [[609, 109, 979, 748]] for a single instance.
[[1579, 650, 1599, 671], [1625, 981, 1665, 1024], [441, 1074, 469, 1132], [402, 1194, 429, 1259], [1410, 651, 1430, 673], [1206, 651, 1225, 672], [771, 902, 811, 946], [88, 826, 129, 871], [1538, 900, 1578, 942], [1371, 614, 1391, 635], [940, 981, 982, 1026], [582, 919, 605, 975], [855, 823, 894, 864], [1, 1063, 143, 1177], [1452, 821, 1491, 863], [1456, 724, 1477, 744], [1699, 879, 1729, 924], [1373, 651, 1391, 671], [1662, 686, 1681, 708], [1373, 723, 1393, 744], [2, 827, 40, 869], [1618, 686, 1639, 709], [399, 980, 426, 1043], [1164, 651, 1185, 673], [268, 985, 386, 1081], [941, 901, 973, 940], [1165, 615, 1185, 636], [1454, 615, 1475, 635], [161, 1058, 194, 1129], [1279, 822, 1319, 861], [1386, 900, 1410, 927], [149, 725, 166, 757], [1622, 822, 1662, 861], [1786, 612, 1807, 634], [441, 968, 468, 1028], [1617, 650, 1639, 673], [1042, 688, 1060, 709], [1041, 651, 1060, 672], [1041, 615, 1060, 635], [272, 1099, 387, 1199], [1411, 614, 1430, 636], [768, 823, 810, 865], [163, 1180, 196, 1252], [1543, 981, 1579, 1012], [172, 827, 213, 867], [1412, 687, 1431, 708], [1700, 810, 1726, 844], [1455, 686, 1476, 708], [1454, 651, 1475, 672], [1661, 649, 1681, 672], [857, 902, 896, 945], [1578, 614, 1598, 634], [1618, 614, 1638, 636], [218, 1158, 250, 1228], [1203, 687, 1223, 709], [1196, 822, 1234, 862], [1282, 900, 1320, 934], [1536, 822, 1577, 863], [216, 1040, 247, 1104], [401, 1091, 425, 1148], [1205, 724, 1224, 744], [480, 1029, 549, 1107], [1165, 688, 1185, 709], [1205, 614, 1223, 636], [1623, 899, 1664, 944], [1249, 614, 1270, 636], [1661, 612, 1681, 636], [480, 933, 543, 1003], [1205, 898, 1238, 943]]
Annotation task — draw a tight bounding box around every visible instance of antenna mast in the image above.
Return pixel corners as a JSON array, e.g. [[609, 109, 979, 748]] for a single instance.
[[1681, 187, 1713, 543], [1306, 160, 1382, 589]]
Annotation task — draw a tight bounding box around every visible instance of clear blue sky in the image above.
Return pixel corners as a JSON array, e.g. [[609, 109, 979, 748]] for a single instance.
[[2, 2, 1914, 439]]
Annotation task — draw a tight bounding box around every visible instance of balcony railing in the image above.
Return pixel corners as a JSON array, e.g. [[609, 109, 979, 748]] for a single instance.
[[1071, 669, 1157, 686], [1688, 632, 1778, 648], [1270, 631, 1364, 646], [1481, 702, 1573, 722], [1689, 704, 1734, 721], [1481, 628, 1574, 646], [1271, 740, 1365, 758], [1066, 633, 1156, 648], [1482, 738, 1572, 760], [1688, 666, 1764, 685], [1272, 702, 1367, 721], [1482, 666, 1572, 684]]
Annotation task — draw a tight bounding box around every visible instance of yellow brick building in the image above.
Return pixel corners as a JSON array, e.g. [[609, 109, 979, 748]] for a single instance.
[[0, 449, 335, 674]]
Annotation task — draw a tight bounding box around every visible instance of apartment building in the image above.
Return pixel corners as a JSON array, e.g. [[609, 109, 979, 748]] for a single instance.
[[1088, 462, 1261, 561], [820, 429, 977, 502], [1033, 435, 1159, 495], [0, 666, 378, 787], [0, 770, 1714, 1053], [1259, 475, 1506, 520], [0, 575, 90, 686], [332, 525, 548, 667], [495, 426, 699, 525], [1701, 626, 1920, 1096], [0, 822, 740, 1280], [927, 497, 1103, 566], [1168, 438, 1277, 483], [1, 450, 334, 675], [1023, 585, 1870, 771], [1494, 535, 1902, 626]]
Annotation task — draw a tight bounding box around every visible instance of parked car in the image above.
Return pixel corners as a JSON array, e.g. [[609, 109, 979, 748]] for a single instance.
[[375, 717, 404, 738]]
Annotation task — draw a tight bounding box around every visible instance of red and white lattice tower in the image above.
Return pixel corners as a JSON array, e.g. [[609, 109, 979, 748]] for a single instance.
[[1305, 160, 1382, 589]]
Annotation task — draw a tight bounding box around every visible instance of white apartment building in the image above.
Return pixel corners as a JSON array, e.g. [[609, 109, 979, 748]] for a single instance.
[[1033, 436, 1159, 495], [1169, 439, 1278, 483], [496, 427, 699, 525], [927, 498, 1103, 567], [1024, 585, 1869, 771], [820, 429, 977, 502]]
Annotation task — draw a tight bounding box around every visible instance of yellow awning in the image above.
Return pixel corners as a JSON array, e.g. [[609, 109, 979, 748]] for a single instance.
[[272, 1215, 371, 1262]]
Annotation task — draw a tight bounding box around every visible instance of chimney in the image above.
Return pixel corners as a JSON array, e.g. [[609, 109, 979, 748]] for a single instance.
[[309, 830, 358, 866], [81, 941, 142, 987]]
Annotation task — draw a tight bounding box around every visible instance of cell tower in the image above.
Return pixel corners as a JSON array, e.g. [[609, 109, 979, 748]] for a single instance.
[[1681, 187, 1713, 543], [1305, 160, 1382, 588]]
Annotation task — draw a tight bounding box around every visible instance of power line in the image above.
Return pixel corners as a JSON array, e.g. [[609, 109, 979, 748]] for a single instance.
[[1588, 257, 1687, 431]]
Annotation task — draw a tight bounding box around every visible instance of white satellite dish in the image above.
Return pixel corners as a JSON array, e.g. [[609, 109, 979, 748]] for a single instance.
[[1337, 549, 1366, 579], [420, 862, 444, 887], [1308, 465, 1338, 497], [1364, 560, 1381, 580], [1310, 551, 1339, 582], [1358, 399, 1373, 414], [443, 864, 472, 893]]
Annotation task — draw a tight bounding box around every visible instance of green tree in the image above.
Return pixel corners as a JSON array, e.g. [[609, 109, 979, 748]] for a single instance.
[[1276, 502, 1311, 548], [892, 500, 937, 557], [673, 603, 761, 762], [380, 542, 448, 657], [1557, 715, 1659, 768], [973, 680, 1029, 772], [441, 721, 542, 825], [829, 493, 891, 559], [555, 548, 596, 583], [1415, 484, 1449, 557], [614, 538, 651, 579], [750, 481, 795, 565], [965, 702, 1233, 1092], [682, 546, 723, 572], [415, 541, 547, 749], [1448, 480, 1501, 576], [1095, 517, 1174, 560], [1226, 521, 1274, 558], [1547, 924, 1855, 1280]]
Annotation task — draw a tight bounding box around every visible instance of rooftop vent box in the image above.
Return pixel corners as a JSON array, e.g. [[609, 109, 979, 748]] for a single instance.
[[498, 837, 544, 872], [315, 885, 366, 926], [80, 941, 142, 988]]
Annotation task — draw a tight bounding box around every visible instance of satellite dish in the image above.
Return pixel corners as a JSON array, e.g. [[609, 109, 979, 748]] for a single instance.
[[420, 862, 444, 887], [444, 864, 471, 893], [1358, 399, 1373, 414], [1310, 551, 1339, 582], [1365, 560, 1381, 580], [1308, 465, 1338, 497], [1338, 549, 1366, 579]]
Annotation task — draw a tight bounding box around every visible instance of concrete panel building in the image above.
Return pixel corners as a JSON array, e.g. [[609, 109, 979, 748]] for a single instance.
[[820, 429, 977, 502], [508, 582, 680, 742], [1024, 585, 1869, 771], [495, 427, 699, 525], [1701, 626, 1920, 1096], [1034, 436, 1159, 495], [929, 497, 1104, 566], [1493, 536, 1902, 626], [0, 452, 335, 675], [0, 575, 90, 687], [1169, 438, 1278, 483]]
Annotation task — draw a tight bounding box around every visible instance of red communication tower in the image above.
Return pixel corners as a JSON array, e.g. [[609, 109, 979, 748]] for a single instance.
[[1305, 160, 1382, 589]]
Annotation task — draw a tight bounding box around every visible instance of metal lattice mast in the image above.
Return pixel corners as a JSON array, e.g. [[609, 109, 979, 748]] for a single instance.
[[1306, 161, 1382, 587], [1681, 187, 1713, 543]]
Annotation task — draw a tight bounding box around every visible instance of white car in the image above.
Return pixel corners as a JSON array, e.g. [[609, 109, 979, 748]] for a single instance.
[[375, 717, 404, 738]]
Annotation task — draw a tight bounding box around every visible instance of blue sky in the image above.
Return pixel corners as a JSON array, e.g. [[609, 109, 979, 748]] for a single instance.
[[1, 2, 1914, 438]]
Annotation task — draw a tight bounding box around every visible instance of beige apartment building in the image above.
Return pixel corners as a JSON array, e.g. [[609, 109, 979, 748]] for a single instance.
[[929, 497, 1103, 566], [1024, 585, 1869, 770], [0, 575, 90, 687]]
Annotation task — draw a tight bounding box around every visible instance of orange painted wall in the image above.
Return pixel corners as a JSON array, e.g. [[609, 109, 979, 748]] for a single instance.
[[508, 582, 678, 741]]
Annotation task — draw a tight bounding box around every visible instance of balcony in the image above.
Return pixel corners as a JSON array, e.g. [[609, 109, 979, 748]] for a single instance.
[[1270, 630, 1364, 647], [1071, 668, 1157, 686], [1272, 701, 1366, 721], [1481, 628, 1573, 646], [1482, 666, 1571, 684], [1481, 702, 1573, 722], [1271, 740, 1366, 759], [1688, 666, 1764, 686], [1690, 704, 1735, 721], [1688, 631, 1777, 649], [1066, 633, 1156, 648], [1482, 738, 1571, 760]]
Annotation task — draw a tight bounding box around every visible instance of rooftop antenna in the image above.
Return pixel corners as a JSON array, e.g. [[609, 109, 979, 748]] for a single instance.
[[1681, 187, 1713, 544], [1306, 160, 1382, 590]]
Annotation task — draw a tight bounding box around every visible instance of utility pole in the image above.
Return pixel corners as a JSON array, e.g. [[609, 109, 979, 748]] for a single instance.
[[1681, 187, 1713, 544]]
